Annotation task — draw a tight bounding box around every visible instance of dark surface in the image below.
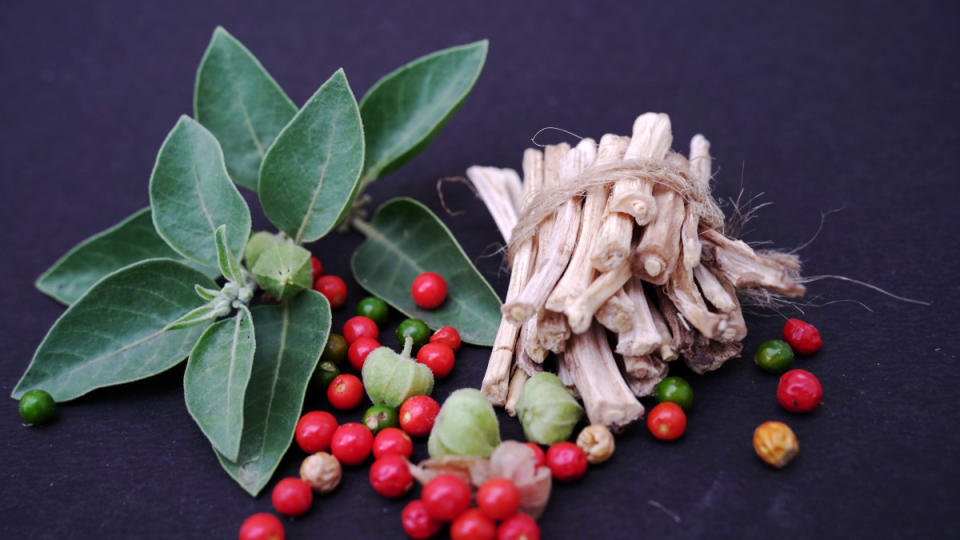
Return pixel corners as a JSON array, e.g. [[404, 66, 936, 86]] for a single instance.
[[2, 1, 958, 538]]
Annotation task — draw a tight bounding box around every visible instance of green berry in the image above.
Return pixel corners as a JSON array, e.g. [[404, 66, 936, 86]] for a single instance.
[[754, 340, 794, 373], [321, 333, 348, 367], [310, 360, 340, 392], [356, 297, 389, 327], [396, 318, 430, 350], [363, 405, 399, 434], [654, 376, 694, 411], [19, 389, 56, 425]]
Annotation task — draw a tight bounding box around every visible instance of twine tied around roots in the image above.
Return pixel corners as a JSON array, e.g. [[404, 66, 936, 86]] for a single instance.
[[506, 157, 726, 263]]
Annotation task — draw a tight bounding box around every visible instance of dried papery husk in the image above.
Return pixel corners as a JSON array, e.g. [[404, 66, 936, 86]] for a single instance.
[[480, 150, 543, 405], [615, 277, 663, 356], [564, 261, 632, 334], [608, 113, 673, 224], [516, 373, 584, 445], [503, 139, 596, 324], [591, 134, 632, 272], [562, 324, 644, 430], [595, 289, 635, 334]]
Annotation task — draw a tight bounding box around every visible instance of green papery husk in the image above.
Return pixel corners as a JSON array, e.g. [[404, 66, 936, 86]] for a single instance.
[[251, 240, 312, 300], [428, 388, 501, 458], [516, 372, 584, 445], [362, 340, 434, 408], [244, 231, 279, 269]]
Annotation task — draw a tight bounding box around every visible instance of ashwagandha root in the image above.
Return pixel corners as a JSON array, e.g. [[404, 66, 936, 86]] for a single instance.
[[473, 112, 806, 429]]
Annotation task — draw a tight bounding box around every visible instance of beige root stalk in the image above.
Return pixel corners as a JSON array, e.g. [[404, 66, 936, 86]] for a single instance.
[[562, 324, 645, 430], [480, 150, 543, 404], [663, 261, 726, 340], [622, 356, 668, 397], [595, 290, 635, 334], [615, 277, 663, 356], [564, 261, 633, 334], [534, 311, 569, 354], [504, 366, 529, 417], [701, 229, 806, 297], [502, 139, 596, 324], [648, 295, 678, 361], [465, 166, 521, 242], [608, 113, 673, 224], [694, 264, 737, 313], [681, 135, 712, 269], [590, 134, 633, 272]]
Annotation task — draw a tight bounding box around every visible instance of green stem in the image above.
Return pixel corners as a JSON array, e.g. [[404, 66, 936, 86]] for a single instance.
[[351, 217, 377, 238]]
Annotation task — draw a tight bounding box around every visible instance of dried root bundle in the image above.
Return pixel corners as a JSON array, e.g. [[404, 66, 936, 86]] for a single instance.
[[472, 112, 805, 430]]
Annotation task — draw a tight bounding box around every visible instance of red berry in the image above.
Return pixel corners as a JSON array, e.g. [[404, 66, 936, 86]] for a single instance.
[[451, 508, 497, 540], [327, 374, 363, 410], [777, 369, 823, 412], [369, 454, 415, 498], [523, 443, 546, 468], [343, 315, 379, 344], [310, 257, 324, 282], [476, 478, 521, 521], [782, 318, 822, 355], [314, 275, 347, 309], [422, 473, 472, 521], [348, 337, 381, 371], [295, 411, 338, 453], [647, 402, 686, 441], [330, 422, 373, 466], [399, 395, 440, 437], [416, 343, 456, 378], [402, 500, 442, 539], [496, 513, 540, 540], [411, 272, 447, 309], [545, 442, 588, 482], [238, 512, 285, 540], [271, 478, 312, 517], [373, 427, 414, 459], [430, 326, 461, 351]]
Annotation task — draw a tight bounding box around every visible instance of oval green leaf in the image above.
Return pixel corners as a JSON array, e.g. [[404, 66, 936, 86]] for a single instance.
[[35, 208, 215, 305], [351, 198, 501, 346], [184, 306, 256, 461], [259, 69, 364, 244], [12, 259, 217, 402], [216, 290, 330, 496], [359, 40, 488, 182], [149, 115, 252, 268], [194, 26, 297, 191]]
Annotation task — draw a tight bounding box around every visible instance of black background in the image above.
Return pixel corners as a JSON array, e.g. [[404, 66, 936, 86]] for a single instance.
[[2, 1, 958, 538]]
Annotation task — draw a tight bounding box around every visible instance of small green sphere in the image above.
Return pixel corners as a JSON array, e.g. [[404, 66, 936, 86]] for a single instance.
[[363, 405, 399, 434], [321, 333, 348, 367], [19, 389, 56, 425], [655, 376, 694, 411], [396, 318, 430, 350], [356, 297, 389, 327], [310, 360, 340, 392], [755, 339, 795, 373]]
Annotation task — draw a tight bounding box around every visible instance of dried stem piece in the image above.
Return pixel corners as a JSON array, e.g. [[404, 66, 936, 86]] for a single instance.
[[591, 134, 633, 272], [648, 294, 678, 361], [564, 261, 633, 334], [535, 310, 569, 354], [465, 166, 521, 242], [622, 355, 668, 397], [609, 113, 673, 224], [595, 290, 635, 334], [504, 367, 529, 417], [481, 150, 543, 404], [681, 135, 712, 269], [663, 262, 726, 340], [615, 277, 664, 356], [503, 139, 596, 324], [701, 229, 805, 297], [563, 324, 645, 430]]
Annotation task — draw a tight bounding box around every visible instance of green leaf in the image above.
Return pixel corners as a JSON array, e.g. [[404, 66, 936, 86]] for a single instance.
[[258, 69, 364, 243], [184, 305, 256, 461], [194, 26, 297, 191], [149, 115, 252, 268], [166, 301, 226, 331], [216, 291, 331, 496], [12, 259, 217, 402], [215, 225, 244, 283], [351, 198, 501, 346], [35, 208, 215, 305], [359, 40, 487, 182], [195, 284, 220, 301]]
